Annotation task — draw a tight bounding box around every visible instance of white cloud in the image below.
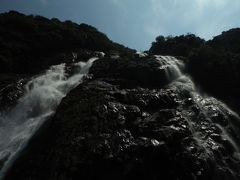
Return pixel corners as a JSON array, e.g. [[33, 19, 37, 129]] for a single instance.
[[144, 0, 240, 40], [39, 0, 48, 5], [110, 0, 126, 8]]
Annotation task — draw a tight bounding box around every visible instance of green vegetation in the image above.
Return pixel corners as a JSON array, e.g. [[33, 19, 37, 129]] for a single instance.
[[149, 29, 240, 110], [149, 34, 205, 57], [0, 11, 133, 74], [1, 10, 240, 109]]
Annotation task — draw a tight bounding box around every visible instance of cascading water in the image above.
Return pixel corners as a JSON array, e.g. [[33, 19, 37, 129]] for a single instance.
[[1, 54, 240, 179], [156, 55, 240, 178], [0, 57, 98, 179], [155, 55, 184, 81]]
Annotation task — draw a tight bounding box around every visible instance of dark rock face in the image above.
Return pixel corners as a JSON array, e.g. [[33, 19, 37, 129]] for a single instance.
[[0, 75, 28, 111], [5, 56, 240, 180], [89, 56, 178, 88], [1, 11, 240, 180]]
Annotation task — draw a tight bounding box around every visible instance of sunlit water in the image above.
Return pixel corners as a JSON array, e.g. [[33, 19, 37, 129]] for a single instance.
[[0, 54, 239, 179], [156, 55, 240, 177], [0, 57, 98, 179], [155, 55, 184, 81]]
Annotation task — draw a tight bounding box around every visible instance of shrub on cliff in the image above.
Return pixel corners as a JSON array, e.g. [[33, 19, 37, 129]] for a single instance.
[[149, 34, 205, 57], [208, 28, 240, 54], [0, 11, 133, 74], [149, 29, 240, 109]]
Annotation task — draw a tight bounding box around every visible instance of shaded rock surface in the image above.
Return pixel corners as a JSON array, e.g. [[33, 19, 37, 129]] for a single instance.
[[0, 74, 28, 111], [4, 55, 240, 180], [89, 55, 184, 88]]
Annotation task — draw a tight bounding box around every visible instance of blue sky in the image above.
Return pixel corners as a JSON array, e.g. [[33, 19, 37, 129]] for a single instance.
[[0, 0, 240, 50]]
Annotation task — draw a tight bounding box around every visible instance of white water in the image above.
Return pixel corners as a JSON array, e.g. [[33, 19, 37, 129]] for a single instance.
[[155, 55, 184, 81], [155, 55, 240, 163], [135, 51, 148, 58], [170, 75, 240, 159], [0, 54, 239, 178], [0, 57, 98, 179]]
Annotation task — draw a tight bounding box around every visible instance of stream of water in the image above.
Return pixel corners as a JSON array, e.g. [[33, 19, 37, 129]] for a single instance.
[[0, 57, 98, 179]]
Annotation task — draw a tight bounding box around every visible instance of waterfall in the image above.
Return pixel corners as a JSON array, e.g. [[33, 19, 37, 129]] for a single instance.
[[155, 55, 240, 178], [0, 57, 98, 179], [1, 54, 240, 179], [157, 55, 240, 154], [155, 55, 184, 81]]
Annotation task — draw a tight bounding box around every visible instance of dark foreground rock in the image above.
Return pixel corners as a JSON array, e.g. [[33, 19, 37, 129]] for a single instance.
[[4, 56, 240, 180], [0, 74, 28, 111]]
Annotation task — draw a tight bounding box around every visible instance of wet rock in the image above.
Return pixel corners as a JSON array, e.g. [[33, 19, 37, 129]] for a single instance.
[[89, 56, 174, 88], [4, 56, 240, 180], [0, 77, 27, 111]]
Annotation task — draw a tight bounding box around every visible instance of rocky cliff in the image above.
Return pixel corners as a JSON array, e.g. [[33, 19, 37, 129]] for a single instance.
[[1, 11, 240, 180], [4, 55, 240, 180]]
